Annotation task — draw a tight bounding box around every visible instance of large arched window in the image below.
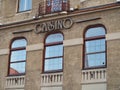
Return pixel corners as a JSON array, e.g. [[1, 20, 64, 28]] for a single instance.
[[44, 33, 63, 72], [84, 26, 106, 69], [9, 38, 27, 75]]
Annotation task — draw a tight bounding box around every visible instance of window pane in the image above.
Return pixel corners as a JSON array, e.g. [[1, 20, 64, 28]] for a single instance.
[[47, 0, 51, 6], [86, 39, 105, 53], [12, 39, 27, 48], [86, 27, 105, 37], [46, 33, 63, 43], [10, 62, 25, 75], [45, 58, 63, 71], [85, 53, 105, 68], [46, 0, 68, 13], [11, 50, 26, 62], [45, 45, 63, 58], [19, 0, 32, 12], [19, 0, 25, 11], [51, 0, 62, 12], [26, 0, 32, 10]]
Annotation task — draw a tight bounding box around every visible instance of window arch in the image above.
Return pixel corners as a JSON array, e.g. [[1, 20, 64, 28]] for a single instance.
[[8, 38, 27, 75], [43, 33, 64, 72], [83, 26, 106, 69]]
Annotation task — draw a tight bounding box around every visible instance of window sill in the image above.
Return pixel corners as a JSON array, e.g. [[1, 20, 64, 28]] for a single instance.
[[42, 70, 63, 74], [16, 10, 32, 15], [7, 73, 25, 77], [82, 66, 106, 70]]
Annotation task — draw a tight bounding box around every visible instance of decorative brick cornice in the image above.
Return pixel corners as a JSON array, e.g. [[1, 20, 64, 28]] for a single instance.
[[0, 2, 120, 30]]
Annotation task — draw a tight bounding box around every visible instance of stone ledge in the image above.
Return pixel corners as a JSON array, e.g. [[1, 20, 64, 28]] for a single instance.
[[63, 38, 83, 47], [0, 49, 9, 55], [106, 32, 120, 41], [26, 43, 44, 51]]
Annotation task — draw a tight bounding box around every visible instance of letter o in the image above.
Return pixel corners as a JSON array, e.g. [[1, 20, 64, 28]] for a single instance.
[[63, 18, 73, 29]]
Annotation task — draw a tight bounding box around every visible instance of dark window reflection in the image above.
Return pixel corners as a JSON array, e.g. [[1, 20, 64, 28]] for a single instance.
[[84, 26, 106, 69], [44, 33, 63, 72], [9, 38, 27, 75]]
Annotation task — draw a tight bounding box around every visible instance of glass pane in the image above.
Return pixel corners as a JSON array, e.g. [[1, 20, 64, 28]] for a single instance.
[[19, 0, 25, 11], [86, 27, 105, 37], [11, 50, 26, 62], [85, 53, 105, 68], [26, 0, 32, 10], [45, 45, 63, 58], [9, 62, 25, 75], [47, 0, 51, 6], [19, 0, 32, 11], [86, 39, 105, 53], [46, 33, 63, 43], [12, 39, 27, 48], [51, 0, 62, 12], [44, 58, 63, 71]]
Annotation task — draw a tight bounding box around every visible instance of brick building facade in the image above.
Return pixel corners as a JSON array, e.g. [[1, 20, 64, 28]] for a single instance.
[[0, 0, 120, 90]]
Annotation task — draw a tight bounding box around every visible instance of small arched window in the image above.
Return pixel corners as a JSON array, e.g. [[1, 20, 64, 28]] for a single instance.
[[84, 26, 106, 69], [9, 38, 27, 75], [44, 33, 63, 72]]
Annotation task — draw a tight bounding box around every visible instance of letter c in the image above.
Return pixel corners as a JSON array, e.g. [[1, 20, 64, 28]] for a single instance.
[[34, 24, 42, 34]]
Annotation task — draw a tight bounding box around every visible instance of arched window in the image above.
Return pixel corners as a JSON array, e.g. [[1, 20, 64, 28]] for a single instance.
[[44, 33, 63, 72], [84, 26, 106, 69], [9, 38, 27, 75]]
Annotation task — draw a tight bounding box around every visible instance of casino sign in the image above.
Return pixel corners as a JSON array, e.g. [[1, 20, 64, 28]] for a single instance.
[[34, 18, 74, 34]]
